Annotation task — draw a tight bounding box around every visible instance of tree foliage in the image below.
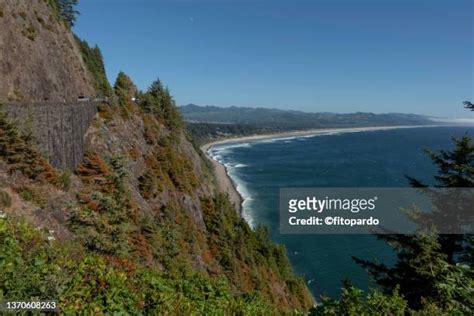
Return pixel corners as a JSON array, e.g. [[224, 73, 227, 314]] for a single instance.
[[70, 153, 137, 256], [114, 72, 138, 118], [201, 193, 313, 308], [49, 0, 79, 27], [0, 106, 62, 186], [351, 103, 474, 311], [311, 284, 408, 315], [312, 272, 473, 315], [75, 36, 112, 97], [138, 79, 183, 131], [114, 72, 137, 106], [0, 217, 278, 314], [58, 0, 79, 26]]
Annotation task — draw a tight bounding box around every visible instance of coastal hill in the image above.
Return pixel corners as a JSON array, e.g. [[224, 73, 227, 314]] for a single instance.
[[180, 104, 433, 128], [181, 103, 435, 144], [0, 1, 312, 313]]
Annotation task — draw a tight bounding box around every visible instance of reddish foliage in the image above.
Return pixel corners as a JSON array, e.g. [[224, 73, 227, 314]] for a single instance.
[[131, 233, 153, 265], [76, 152, 114, 193], [37, 160, 60, 185], [109, 256, 138, 272]]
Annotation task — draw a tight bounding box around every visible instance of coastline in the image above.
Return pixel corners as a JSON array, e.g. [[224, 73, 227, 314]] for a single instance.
[[201, 142, 244, 214], [200, 124, 441, 216]]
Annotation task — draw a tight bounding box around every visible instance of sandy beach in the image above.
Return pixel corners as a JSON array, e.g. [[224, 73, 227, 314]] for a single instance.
[[201, 142, 244, 214], [201, 124, 439, 215]]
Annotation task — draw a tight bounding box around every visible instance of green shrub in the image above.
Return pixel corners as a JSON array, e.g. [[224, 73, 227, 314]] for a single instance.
[[0, 190, 12, 209], [310, 285, 408, 316], [0, 217, 278, 314], [17, 186, 47, 208], [58, 170, 71, 191], [0, 218, 70, 300]]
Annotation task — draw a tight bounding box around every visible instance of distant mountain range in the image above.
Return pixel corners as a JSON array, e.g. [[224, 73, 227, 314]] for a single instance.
[[180, 104, 435, 130]]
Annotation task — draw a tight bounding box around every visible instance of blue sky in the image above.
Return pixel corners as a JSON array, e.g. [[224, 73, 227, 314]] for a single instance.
[[75, 0, 473, 117]]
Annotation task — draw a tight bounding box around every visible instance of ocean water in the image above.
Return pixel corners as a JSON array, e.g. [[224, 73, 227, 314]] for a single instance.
[[208, 126, 474, 298]]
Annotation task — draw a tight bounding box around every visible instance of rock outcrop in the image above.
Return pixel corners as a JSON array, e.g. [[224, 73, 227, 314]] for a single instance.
[[0, 0, 96, 102]]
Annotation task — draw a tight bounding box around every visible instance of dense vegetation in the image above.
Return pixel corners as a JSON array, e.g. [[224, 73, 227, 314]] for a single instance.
[[185, 122, 278, 146], [0, 217, 280, 314], [137, 79, 183, 132], [75, 36, 113, 97], [0, 72, 313, 313], [114, 72, 137, 110]]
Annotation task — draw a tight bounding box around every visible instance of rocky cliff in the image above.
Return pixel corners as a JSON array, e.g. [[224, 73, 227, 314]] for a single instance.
[[0, 0, 96, 101]]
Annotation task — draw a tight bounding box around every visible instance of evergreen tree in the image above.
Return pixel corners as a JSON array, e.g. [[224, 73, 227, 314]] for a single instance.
[[114, 72, 137, 108], [75, 36, 112, 97], [408, 136, 474, 263], [137, 92, 159, 114], [354, 102, 474, 309], [0, 107, 45, 178], [148, 79, 165, 101], [312, 264, 473, 314], [139, 79, 164, 114], [57, 0, 79, 27], [161, 87, 183, 130], [353, 234, 451, 309], [138, 78, 182, 130]]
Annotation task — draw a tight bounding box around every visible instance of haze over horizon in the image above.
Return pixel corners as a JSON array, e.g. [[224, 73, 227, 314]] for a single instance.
[[75, 0, 472, 117]]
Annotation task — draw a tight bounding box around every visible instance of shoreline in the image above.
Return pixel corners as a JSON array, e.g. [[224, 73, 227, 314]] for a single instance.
[[201, 142, 244, 214], [200, 124, 441, 216]]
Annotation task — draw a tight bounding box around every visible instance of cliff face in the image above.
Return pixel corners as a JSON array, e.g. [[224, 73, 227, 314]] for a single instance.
[[0, 0, 96, 101]]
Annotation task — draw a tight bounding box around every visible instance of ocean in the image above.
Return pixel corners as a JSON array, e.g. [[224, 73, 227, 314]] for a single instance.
[[208, 126, 474, 298]]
